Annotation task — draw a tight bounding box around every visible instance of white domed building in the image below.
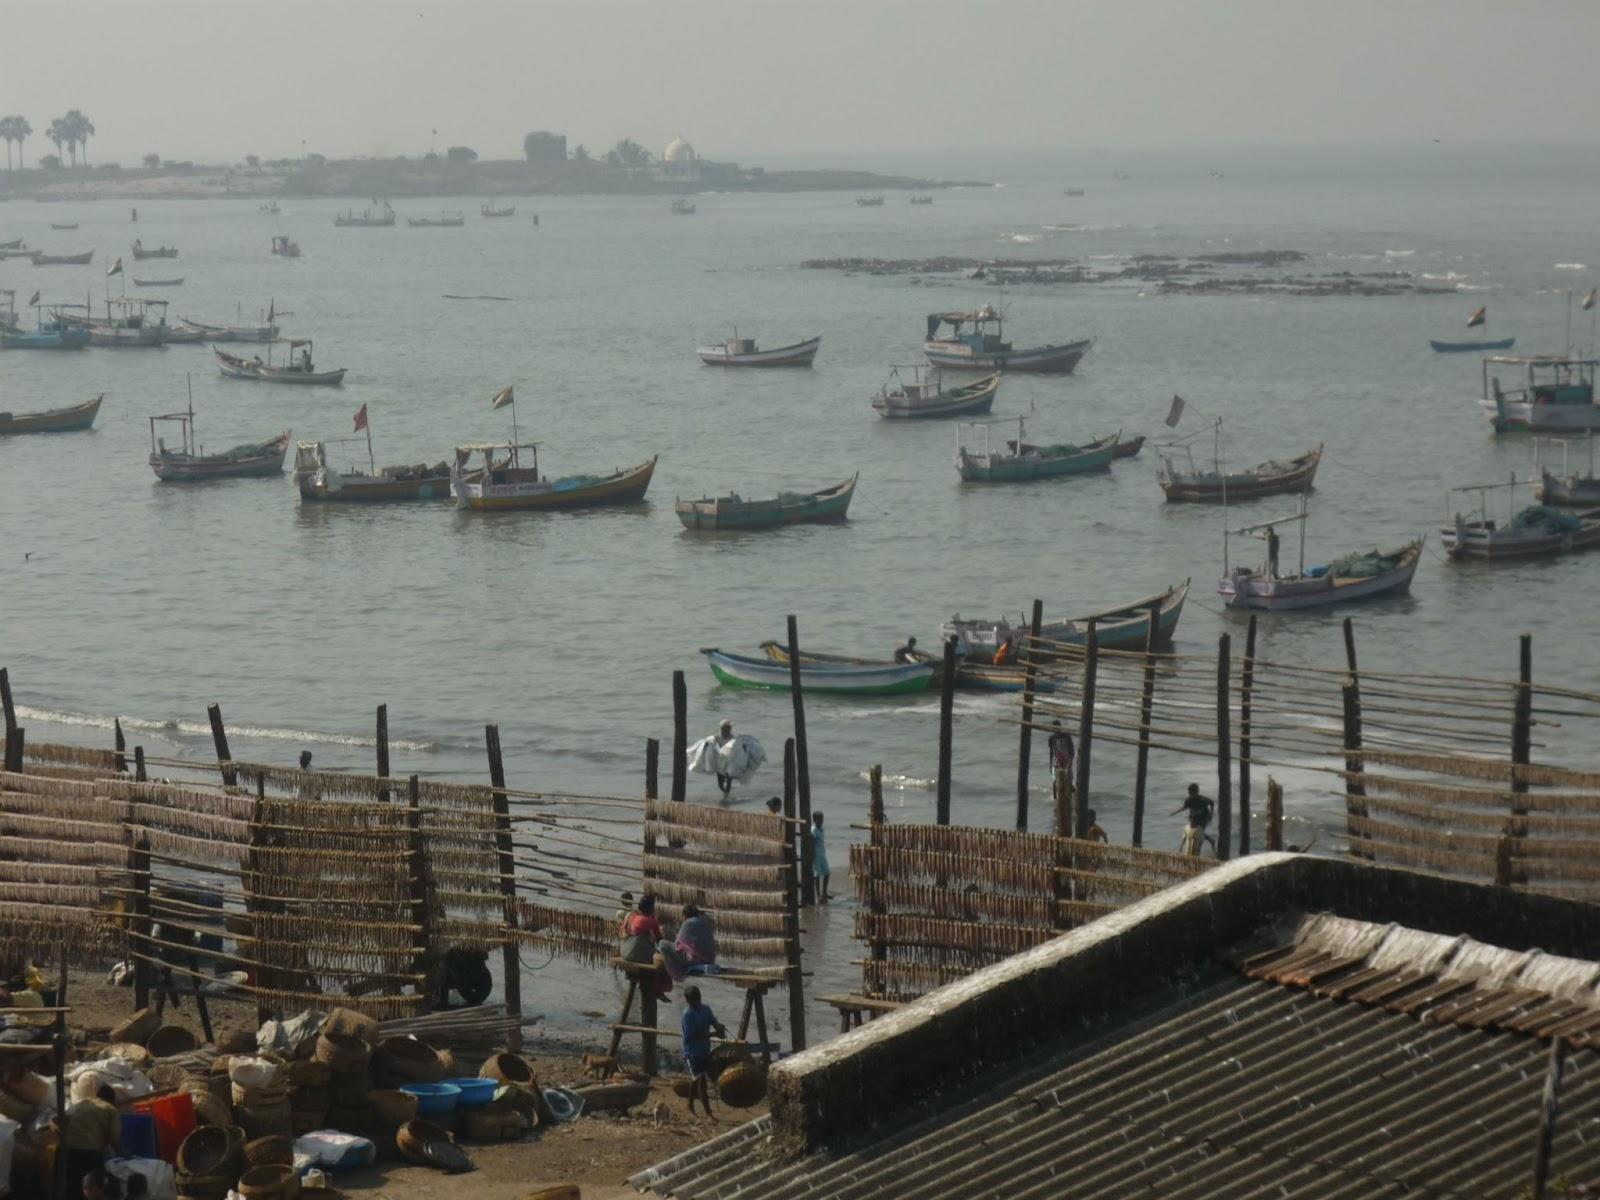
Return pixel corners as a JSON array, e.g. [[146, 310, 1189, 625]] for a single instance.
[[659, 137, 700, 182]]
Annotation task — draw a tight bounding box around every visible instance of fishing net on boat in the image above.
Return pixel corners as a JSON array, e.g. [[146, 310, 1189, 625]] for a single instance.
[[551, 474, 602, 492], [1324, 549, 1401, 578], [221, 440, 281, 462], [1511, 505, 1583, 534]]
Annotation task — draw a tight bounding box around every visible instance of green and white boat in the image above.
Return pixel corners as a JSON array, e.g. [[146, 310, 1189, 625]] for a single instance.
[[955, 417, 1120, 483], [701, 648, 934, 695], [675, 475, 856, 531]]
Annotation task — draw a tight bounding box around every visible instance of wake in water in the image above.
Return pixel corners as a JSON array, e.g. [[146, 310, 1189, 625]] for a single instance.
[[14, 704, 439, 752]]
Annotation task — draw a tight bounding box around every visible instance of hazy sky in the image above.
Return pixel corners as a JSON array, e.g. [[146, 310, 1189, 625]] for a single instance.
[[4, 0, 1598, 167]]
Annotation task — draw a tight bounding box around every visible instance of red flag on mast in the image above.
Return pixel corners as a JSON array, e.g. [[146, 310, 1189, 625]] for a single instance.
[[353, 403, 368, 433], [1467, 306, 1487, 328]]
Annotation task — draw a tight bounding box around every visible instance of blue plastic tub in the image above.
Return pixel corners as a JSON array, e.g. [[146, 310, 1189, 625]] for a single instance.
[[120, 1112, 158, 1160], [398, 1082, 462, 1115], [441, 1078, 497, 1109]]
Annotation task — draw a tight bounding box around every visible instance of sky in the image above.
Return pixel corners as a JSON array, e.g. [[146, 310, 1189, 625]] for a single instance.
[[3, 0, 1598, 168]]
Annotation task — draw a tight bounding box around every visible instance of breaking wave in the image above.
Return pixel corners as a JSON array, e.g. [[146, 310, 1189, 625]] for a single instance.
[[13, 704, 438, 752]]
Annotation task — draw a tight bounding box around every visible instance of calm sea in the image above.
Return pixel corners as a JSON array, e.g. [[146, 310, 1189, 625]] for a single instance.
[[4, 144, 1598, 1029]]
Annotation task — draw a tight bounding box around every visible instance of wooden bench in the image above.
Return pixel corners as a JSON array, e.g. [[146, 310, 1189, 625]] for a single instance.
[[819, 992, 904, 1033], [606, 958, 787, 1075]]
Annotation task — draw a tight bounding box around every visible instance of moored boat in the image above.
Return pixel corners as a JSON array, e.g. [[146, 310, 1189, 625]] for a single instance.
[[131, 241, 177, 259], [1532, 434, 1600, 506], [0, 302, 91, 350], [49, 222, 77, 231], [670, 199, 696, 215], [1432, 337, 1515, 353], [1480, 355, 1600, 433], [216, 339, 346, 385], [758, 641, 1060, 694], [133, 277, 183, 287], [87, 298, 170, 347], [1159, 444, 1323, 502], [941, 580, 1190, 658], [856, 195, 885, 207], [909, 195, 933, 205], [30, 250, 94, 266], [271, 235, 301, 258], [872, 367, 999, 419], [0, 393, 102, 435], [697, 333, 821, 368], [1218, 499, 1422, 609], [955, 417, 1119, 483], [180, 305, 279, 343], [481, 202, 516, 218], [1112, 434, 1146, 459], [148, 400, 289, 482], [1441, 480, 1600, 559], [334, 206, 395, 227], [0, 238, 23, 250], [449, 441, 657, 511], [925, 306, 1092, 374], [294, 441, 452, 503], [675, 476, 856, 530], [407, 211, 465, 228], [701, 648, 933, 695]]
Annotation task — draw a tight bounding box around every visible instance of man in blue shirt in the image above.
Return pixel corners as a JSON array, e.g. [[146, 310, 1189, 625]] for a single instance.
[[680, 985, 728, 1116]]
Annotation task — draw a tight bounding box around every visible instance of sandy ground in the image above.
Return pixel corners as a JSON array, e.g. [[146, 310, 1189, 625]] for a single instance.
[[54, 968, 760, 1200]]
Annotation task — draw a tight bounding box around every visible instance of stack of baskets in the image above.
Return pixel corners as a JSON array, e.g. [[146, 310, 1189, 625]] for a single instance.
[[230, 1058, 292, 1140], [237, 1163, 300, 1200], [176, 1125, 243, 1200], [287, 1059, 332, 1134], [366, 1089, 419, 1160], [315, 1032, 374, 1135], [370, 1037, 446, 1089]]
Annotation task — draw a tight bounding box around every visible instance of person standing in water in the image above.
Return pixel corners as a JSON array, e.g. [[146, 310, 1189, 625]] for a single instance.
[[811, 811, 830, 902], [714, 720, 735, 796]]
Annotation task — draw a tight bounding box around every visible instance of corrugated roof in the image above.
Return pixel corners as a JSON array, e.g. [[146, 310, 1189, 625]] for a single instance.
[[635, 922, 1600, 1200]]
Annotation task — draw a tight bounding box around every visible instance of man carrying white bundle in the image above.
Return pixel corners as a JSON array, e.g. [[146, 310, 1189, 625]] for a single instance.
[[686, 719, 766, 798]]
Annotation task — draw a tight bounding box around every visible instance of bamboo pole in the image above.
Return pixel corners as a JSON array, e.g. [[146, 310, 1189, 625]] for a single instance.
[[1216, 633, 1232, 861], [3, 727, 21, 775], [642, 738, 659, 897], [1266, 777, 1283, 851], [114, 719, 127, 774], [484, 725, 523, 1051], [376, 705, 391, 804], [671, 671, 687, 807], [782, 783, 806, 1054], [207, 704, 236, 789], [1015, 599, 1044, 831], [1504, 634, 1533, 888], [937, 636, 956, 827], [0, 669, 13, 737], [1530, 1036, 1568, 1200], [131, 835, 151, 1010], [1342, 676, 1367, 859], [1238, 614, 1257, 856], [247, 776, 270, 1024], [787, 617, 815, 907], [1072, 622, 1098, 839], [1131, 606, 1159, 848], [407, 775, 432, 1008], [134, 746, 146, 782]]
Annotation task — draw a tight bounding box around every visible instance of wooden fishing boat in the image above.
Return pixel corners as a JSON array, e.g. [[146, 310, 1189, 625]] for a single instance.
[[0, 245, 32, 260], [148, 400, 289, 482], [1218, 500, 1422, 609], [758, 641, 1059, 694], [955, 418, 1119, 483], [49, 222, 77, 231], [701, 648, 933, 695], [941, 580, 1189, 658], [0, 394, 102, 435], [1480, 355, 1600, 433], [131, 243, 177, 259], [87, 298, 169, 346], [180, 310, 279, 343], [872, 367, 1000, 419], [163, 324, 208, 344], [0, 238, 23, 250], [133, 277, 183, 287], [675, 476, 856, 530], [408, 211, 465, 227], [481, 202, 516, 218], [449, 442, 657, 511], [925, 306, 1092, 374], [856, 195, 885, 207], [0, 303, 91, 350], [294, 440, 453, 503], [1432, 336, 1515, 353], [697, 334, 820, 368], [670, 199, 696, 215], [909, 195, 934, 205], [1441, 480, 1600, 559], [216, 339, 346, 385], [30, 250, 93, 266], [1111, 434, 1146, 459], [334, 207, 395, 227], [271, 235, 301, 258], [1159, 444, 1322, 502], [1532, 435, 1600, 506]]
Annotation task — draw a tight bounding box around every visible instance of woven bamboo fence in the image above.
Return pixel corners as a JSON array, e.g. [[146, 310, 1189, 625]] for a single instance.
[[850, 818, 1210, 1000]]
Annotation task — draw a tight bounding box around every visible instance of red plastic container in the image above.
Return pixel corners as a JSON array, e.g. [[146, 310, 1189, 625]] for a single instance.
[[132, 1091, 195, 1164]]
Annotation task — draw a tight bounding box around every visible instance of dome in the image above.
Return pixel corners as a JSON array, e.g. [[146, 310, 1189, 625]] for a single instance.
[[663, 138, 697, 164]]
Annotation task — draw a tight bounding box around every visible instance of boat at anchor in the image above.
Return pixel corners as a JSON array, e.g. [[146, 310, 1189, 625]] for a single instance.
[[1218, 497, 1422, 610], [675, 476, 856, 530], [148, 395, 289, 482], [701, 648, 933, 695], [1480, 355, 1600, 434], [0, 394, 102, 435], [216, 339, 346, 386], [449, 441, 657, 511], [924, 306, 1092, 373], [872, 367, 1000, 419], [955, 417, 1120, 483], [697, 333, 821, 368]]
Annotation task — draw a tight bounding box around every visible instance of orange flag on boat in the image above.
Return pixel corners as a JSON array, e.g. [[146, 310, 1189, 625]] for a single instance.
[[1584, 289, 1597, 311], [353, 403, 368, 433], [491, 385, 515, 410], [1466, 306, 1486, 328], [107, 257, 122, 278]]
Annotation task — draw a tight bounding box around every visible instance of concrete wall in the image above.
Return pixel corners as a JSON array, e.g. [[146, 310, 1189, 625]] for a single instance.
[[767, 854, 1600, 1153]]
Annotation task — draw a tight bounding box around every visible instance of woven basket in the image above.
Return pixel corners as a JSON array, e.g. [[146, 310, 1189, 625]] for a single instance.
[[478, 1053, 533, 1086], [707, 1043, 753, 1076], [395, 1118, 451, 1165], [177, 1126, 242, 1174], [287, 1060, 331, 1088], [147, 1025, 199, 1058], [105, 1042, 152, 1069], [109, 1008, 160, 1046], [368, 1089, 419, 1128], [320, 1007, 379, 1047], [371, 1037, 444, 1086], [462, 1101, 525, 1143], [715, 1063, 767, 1109], [314, 1033, 370, 1073], [233, 1081, 290, 1108], [241, 1135, 294, 1168], [190, 1091, 234, 1129], [235, 1102, 293, 1141], [523, 1187, 581, 1200], [237, 1164, 299, 1200], [175, 1169, 236, 1200]]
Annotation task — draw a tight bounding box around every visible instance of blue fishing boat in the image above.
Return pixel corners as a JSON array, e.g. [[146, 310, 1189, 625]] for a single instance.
[[0, 302, 90, 350], [701, 649, 934, 696], [955, 418, 1119, 483], [925, 306, 1092, 373], [1432, 337, 1515, 353]]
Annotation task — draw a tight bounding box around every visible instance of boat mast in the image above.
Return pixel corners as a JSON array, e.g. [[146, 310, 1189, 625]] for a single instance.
[[365, 409, 375, 475], [1297, 491, 1307, 576]]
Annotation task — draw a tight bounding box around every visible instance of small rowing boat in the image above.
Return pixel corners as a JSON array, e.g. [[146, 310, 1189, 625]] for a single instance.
[[49, 222, 77, 231], [0, 394, 102, 435], [942, 580, 1190, 658], [130, 243, 177, 259], [955, 418, 1119, 483], [924, 306, 1092, 374], [697, 333, 821, 368], [134, 277, 183, 287], [31, 250, 93, 266], [0, 238, 23, 250], [1111, 434, 1146, 459], [758, 641, 1060, 694], [675, 476, 856, 530], [449, 441, 657, 511], [148, 397, 289, 482], [1432, 336, 1515, 353], [181, 306, 279, 343], [872, 367, 999, 420], [1159, 444, 1322, 502], [481, 202, 516, 218], [408, 211, 465, 227], [701, 648, 934, 695], [215, 339, 347, 386]]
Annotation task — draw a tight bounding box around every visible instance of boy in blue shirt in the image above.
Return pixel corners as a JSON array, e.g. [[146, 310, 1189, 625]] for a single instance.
[[680, 985, 728, 1116]]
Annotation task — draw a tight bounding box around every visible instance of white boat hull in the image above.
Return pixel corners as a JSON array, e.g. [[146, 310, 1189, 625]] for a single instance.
[[1483, 398, 1600, 433]]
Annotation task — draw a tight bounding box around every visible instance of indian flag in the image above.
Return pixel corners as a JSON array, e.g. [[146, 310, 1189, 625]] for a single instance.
[[1466, 306, 1486, 328], [491, 385, 515, 410]]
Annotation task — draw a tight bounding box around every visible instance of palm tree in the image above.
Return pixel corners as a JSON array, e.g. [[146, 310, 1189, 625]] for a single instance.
[[12, 116, 31, 169], [47, 118, 67, 167], [63, 110, 94, 166], [0, 118, 16, 170]]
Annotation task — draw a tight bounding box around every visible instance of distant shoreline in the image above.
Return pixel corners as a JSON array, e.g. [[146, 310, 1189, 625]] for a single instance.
[[0, 158, 990, 202]]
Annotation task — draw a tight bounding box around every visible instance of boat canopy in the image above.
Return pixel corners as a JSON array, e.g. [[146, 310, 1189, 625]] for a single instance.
[[927, 305, 1000, 338]]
